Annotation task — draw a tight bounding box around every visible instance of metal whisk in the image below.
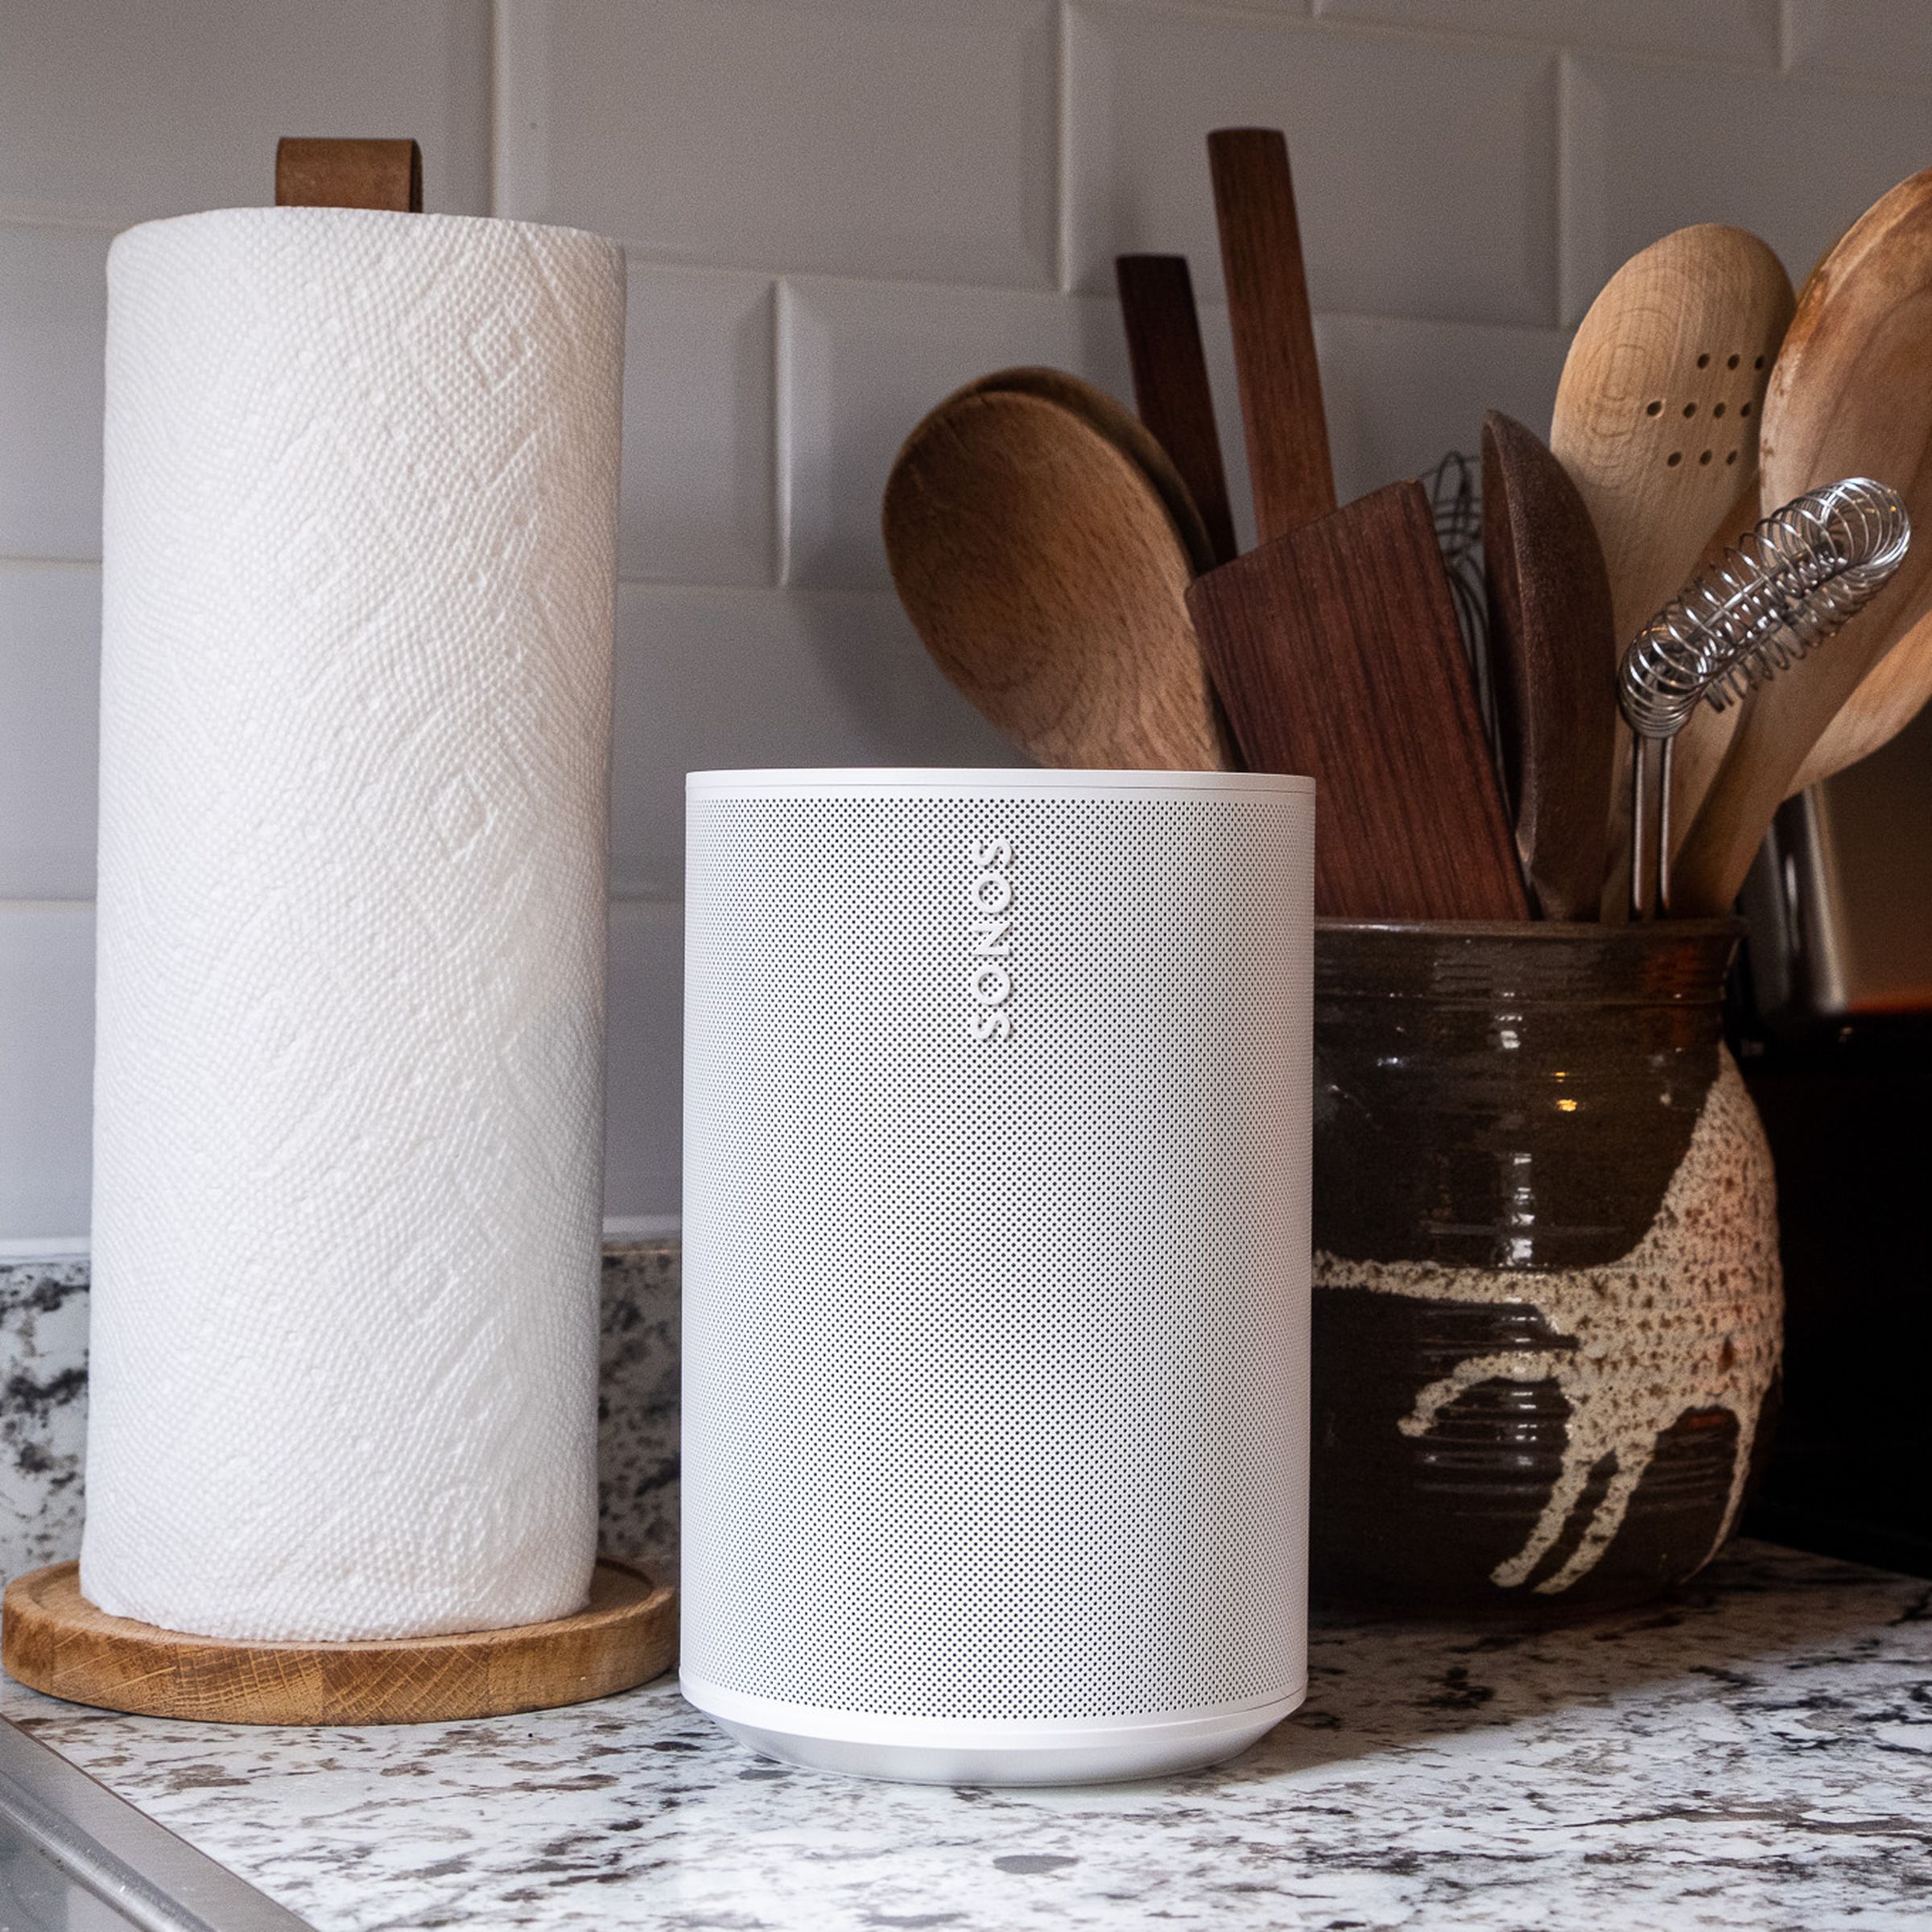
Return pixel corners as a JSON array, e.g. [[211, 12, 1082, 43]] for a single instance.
[[1617, 477, 1910, 918]]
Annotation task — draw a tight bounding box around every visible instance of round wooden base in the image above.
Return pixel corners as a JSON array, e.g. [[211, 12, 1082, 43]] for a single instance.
[[1, 1558, 675, 1725]]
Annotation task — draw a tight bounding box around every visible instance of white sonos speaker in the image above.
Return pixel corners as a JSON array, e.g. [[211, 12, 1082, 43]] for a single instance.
[[680, 769, 1314, 1785]]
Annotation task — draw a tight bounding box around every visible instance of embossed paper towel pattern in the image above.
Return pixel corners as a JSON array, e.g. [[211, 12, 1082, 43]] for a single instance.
[[83, 208, 625, 1642]]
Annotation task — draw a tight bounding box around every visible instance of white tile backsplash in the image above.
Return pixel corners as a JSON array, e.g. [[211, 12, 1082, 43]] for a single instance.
[[4, 0, 1932, 1228], [0, 905, 94, 1239], [0, 0, 490, 225], [1318, 312, 1570, 502], [0, 225, 107, 561], [1784, 2, 1932, 89], [621, 265, 777, 588], [1063, 1, 1561, 325], [605, 901, 683, 1223], [782, 276, 1135, 592], [1312, 0, 1781, 65], [497, 0, 1060, 289], [0, 566, 98, 901], [1562, 50, 1932, 321]]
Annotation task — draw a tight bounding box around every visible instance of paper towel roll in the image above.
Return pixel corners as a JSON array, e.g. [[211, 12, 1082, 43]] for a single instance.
[[81, 208, 625, 1642]]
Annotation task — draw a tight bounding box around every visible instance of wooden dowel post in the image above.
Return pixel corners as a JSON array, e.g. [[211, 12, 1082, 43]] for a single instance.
[[275, 137, 422, 212]]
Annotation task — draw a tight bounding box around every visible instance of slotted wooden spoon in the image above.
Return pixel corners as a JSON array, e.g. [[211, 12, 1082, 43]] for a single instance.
[[883, 386, 1231, 770], [1551, 225, 1793, 913], [1674, 168, 1932, 914]]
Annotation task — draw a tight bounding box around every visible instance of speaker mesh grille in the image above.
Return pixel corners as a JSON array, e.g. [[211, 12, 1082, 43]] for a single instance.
[[683, 791, 1311, 1721]]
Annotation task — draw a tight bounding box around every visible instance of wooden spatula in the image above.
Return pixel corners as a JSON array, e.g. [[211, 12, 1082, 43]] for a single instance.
[[884, 386, 1232, 770], [1674, 169, 1932, 914], [1551, 225, 1793, 912], [1480, 411, 1617, 920], [1208, 128, 1334, 543], [1195, 127, 1521, 915], [1185, 481, 1527, 919], [1114, 254, 1237, 566]]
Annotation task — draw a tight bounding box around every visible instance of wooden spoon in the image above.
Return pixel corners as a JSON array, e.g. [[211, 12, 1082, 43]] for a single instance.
[[883, 386, 1232, 770], [1480, 411, 1617, 919], [1554, 225, 1792, 646], [1114, 254, 1238, 566], [959, 366, 1216, 576], [1674, 169, 1932, 915], [1750, 200, 1932, 797], [1788, 604, 1932, 791], [1662, 473, 1764, 850], [1551, 225, 1793, 913]]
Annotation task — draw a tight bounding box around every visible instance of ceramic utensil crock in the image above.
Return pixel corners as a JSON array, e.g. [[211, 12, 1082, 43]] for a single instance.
[[1311, 919, 1781, 1617]]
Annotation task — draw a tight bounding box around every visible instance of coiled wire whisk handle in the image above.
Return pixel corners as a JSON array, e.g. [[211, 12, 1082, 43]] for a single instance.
[[1617, 477, 1910, 918]]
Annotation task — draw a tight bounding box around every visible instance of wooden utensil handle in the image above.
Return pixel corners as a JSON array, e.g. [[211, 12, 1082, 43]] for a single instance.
[[276, 138, 422, 212], [1208, 127, 1335, 543], [1115, 254, 1238, 566]]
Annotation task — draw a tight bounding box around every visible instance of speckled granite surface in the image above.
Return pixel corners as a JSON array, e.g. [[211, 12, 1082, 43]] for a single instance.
[[0, 1240, 680, 1587], [6, 1541, 1930, 1930], [595, 1241, 680, 1579], [0, 1257, 88, 1578]]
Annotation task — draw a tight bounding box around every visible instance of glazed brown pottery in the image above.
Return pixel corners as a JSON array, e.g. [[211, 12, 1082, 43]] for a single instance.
[[1311, 919, 1781, 1617]]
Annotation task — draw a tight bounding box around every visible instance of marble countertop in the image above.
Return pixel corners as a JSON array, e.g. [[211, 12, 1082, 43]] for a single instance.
[[5, 1539, 1930, 1932]]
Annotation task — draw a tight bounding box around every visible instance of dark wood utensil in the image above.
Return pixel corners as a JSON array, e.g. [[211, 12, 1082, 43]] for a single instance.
[[275, 138, 422, 211], [1185, 480, 1528, 919], [1113, 254, 1237, 565], [1207, 127, 1335, 543], [1481, 411, 1618, 920]]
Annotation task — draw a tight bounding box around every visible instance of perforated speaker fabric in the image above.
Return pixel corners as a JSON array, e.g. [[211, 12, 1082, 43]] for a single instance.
[[82, 208, 624, 1642], [683, 772, 1313, 1722]]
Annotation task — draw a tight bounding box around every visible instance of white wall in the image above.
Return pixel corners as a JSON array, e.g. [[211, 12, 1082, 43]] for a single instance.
[[2, 0, 1929, 1236]]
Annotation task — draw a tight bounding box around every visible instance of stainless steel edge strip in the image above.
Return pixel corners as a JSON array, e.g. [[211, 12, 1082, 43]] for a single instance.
[[0, 1717, 313, 1932]]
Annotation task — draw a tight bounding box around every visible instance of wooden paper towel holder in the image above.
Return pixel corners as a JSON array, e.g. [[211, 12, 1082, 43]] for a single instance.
[[2, 1558, 676, 1725], [275, 135, 423, 212], [0, 138, 676, 1726]]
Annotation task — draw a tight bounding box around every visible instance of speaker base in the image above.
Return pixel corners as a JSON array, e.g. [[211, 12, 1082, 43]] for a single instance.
[[682, 1674, 1303, 1786]]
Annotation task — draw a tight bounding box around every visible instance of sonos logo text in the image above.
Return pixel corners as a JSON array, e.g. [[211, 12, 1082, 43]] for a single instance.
[[967, 835, 1013, 1042]]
